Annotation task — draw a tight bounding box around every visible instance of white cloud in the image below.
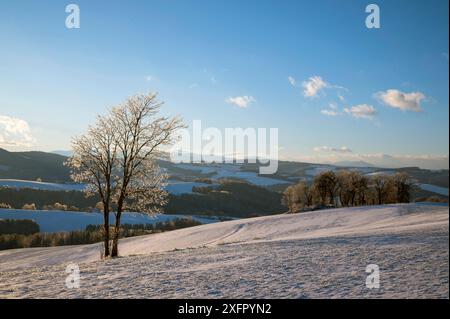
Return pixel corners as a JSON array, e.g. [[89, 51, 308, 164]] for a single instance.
[[288, 76, 297, 87], [302, 76, 328, 98], [294, 75, 346, 99], [0, 115, 34, 147], [145, 75, 156, 82], [320, 103, 340, 116], [320, 109, 339, 116], [226, 96, 255, 108], [338, 94, 345, 102], [313, 145, 352, 153], [344, 104, 376, 119], [376, 89, 425, 112]]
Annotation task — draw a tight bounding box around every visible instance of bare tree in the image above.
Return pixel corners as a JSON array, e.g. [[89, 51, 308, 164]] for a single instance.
[[336, 170, 368, 207], [347, 171, 362, 206], [355, 174, 369, 206], [108, 93, 184, 256], [67, 92, 184, 258], [282, 185, 298, 213], [313, 173, 329, 205], [371, 174, 391, 205], [313, 171, 338, 206], [282, 181, 316, 213], [392, 172, 412, 203], [66, 115, 117, 257], [297, 182, 314, 208], [337, 170, 352, 207]]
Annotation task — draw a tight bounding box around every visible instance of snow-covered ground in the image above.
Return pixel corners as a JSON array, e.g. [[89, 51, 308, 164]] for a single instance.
[[0, 209, 219, 232], [165, 181, 213, 194], [304, 166, 335, 177], [0, 178, 216, 195], [418, 183, 449, 196], [174, 163, 290, 186], [0, 203, 448, 298], [365, 171, 394, 176], [0, 179, 85, 191], [305, 166, 378, 178]]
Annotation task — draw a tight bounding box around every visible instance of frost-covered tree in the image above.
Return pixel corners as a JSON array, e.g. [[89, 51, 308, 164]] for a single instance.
[[66, 114, 118, 257], [313, 171, 339, 206], [296, 182, 314, 208], [67, 92, 183, 258], [282, 181, 315, 213], [371, 174, 392, 205], [392, 172, 412, 203], [282, 185, 298, 213]]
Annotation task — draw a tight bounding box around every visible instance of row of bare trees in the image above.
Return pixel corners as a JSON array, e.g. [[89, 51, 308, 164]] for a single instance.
[[66, 92, 183, 258], [282, 170, 412, 213]]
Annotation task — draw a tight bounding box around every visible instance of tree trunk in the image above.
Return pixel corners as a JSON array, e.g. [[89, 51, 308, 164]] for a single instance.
[[111, 232, 119, 257], [111, 213, 121, 257], [103, 209, 110, 258]]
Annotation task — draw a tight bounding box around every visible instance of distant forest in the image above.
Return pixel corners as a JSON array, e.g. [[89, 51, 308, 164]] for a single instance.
[[0, 181, 284, 217]]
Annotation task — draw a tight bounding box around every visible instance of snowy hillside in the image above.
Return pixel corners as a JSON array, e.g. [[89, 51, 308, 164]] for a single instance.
[[0, 203, 448, 298], [0, 178, 209, 195], [174, 163, 290, 186], [0, 179, 85, 191], [2, 160, 449, 198], [418, 184, 449, 196]]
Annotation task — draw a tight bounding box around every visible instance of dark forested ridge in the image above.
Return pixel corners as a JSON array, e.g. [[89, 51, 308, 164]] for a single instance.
[[165, 181, 284, 217], [0, 148, 70, 182]]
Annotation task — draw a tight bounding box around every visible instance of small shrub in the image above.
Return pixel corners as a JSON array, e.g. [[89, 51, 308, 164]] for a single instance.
[[0, 203, 12, 209], [22, 203, 36, 210]]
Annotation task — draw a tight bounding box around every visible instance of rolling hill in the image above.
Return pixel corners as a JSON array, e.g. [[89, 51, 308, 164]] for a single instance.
[[1, 148, 448, 217], [0, 203, 447, 298], [1, 148, 448, 188], [0, 148, 70, 182]]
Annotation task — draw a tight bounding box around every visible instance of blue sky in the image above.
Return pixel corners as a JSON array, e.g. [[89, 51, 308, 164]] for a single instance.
[[0, 0, 448, 169]]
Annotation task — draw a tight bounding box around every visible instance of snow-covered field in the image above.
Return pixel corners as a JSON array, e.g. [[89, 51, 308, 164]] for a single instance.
[[365, 171, 394, 176], [0, 178, 210, 195], [418, 183, 449, 196], [0, 203, 448, 298], [0, 178, 236, 195], [175, 163, 290, 186], [165, 181, 213, 194], [304, 165, 337, 177], [0, 179, 85, 191]]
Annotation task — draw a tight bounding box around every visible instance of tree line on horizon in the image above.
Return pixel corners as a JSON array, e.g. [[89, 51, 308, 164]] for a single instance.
[[0, 218, 201, 251], [282, 170, 414, 213]]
